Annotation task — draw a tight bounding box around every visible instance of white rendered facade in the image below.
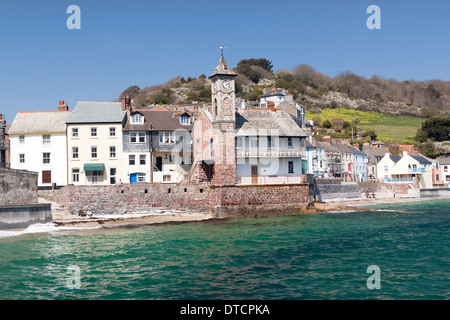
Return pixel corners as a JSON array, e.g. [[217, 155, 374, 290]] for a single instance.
[[10, 132, 68, 187]]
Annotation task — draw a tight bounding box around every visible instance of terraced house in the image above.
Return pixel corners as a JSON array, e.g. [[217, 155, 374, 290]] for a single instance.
[[122, 106, 193, 183], [9, 101, 71, 188], [66, 101, 126, 185]]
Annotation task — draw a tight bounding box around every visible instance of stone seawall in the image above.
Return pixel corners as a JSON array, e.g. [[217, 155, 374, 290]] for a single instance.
[[54, 184, 211, 215], [314, 178, 361, 202], [420, 188, 450, 197], [210, 183, 313, 218], [0, 168, 38, 205], [54, 182, 313, 218], [0, 204, 52, 230]]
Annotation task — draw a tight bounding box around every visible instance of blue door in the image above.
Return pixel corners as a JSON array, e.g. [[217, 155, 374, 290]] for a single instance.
[[130, 173, 137, 183]]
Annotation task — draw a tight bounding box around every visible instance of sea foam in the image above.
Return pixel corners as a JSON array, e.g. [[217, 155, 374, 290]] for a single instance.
[[0, 222, 101, 239]]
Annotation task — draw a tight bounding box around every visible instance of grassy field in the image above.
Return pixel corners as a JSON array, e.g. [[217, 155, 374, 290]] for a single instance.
[[305, 108, 425, 142]]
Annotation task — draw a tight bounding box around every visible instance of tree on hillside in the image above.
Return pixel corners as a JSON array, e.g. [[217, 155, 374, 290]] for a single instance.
[[235, 58, 274, 83], [417, 115, 450, 142], [121, 85, 140, 100]]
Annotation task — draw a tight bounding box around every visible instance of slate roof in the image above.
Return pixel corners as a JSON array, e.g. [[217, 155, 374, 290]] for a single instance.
[[8, 111, 72, 134], [261, 88, 287, 98], [332, 143, 353, 154], [409, 154, 432, 164], [235, 110, 307, 137], [390, 155, 401, 163], [437, 157, 450, 165], [315, 141, 339, 153], [209, 55, 236, 78], [346, 145, 366, 156], [123, 109, 193, 132], [66, 102, 126, 124]]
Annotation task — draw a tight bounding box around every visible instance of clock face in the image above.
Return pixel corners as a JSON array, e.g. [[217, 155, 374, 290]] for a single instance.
[[222, 79, 231, 90]]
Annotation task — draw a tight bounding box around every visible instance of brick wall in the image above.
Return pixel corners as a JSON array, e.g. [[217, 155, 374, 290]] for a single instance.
[[0, 168, 38, 205]]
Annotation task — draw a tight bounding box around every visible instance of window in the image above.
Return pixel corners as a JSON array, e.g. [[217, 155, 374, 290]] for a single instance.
[[110, 146, 116, 158], [19, 154, 25, 164], [109, 127, 116, 137], [140, 155, 146, 165], [19, 135, 25, 144], [180, 116, 190, 125], [163, 175, 171, 182], [159, 132, 174, 144], [130, 114, 144, 124], [436, 174, 440, 181], [446, 176, 450, 182], [288, 161, 294, 174], [130, 132, 146, 143], [42, 170, 51, 184], [72, 168, 79, 183], [210, 138, 213, 157], [129, 155, 136, 165], [91, 127, 97, 137], [444, 166, 448, 172], [287, 137, 292, 148], [384, 166, 388, 172], [42, 135, 51, 145], [137, 173, 146, 182], [43, 152, 50, 164], [87, 171, 103, 184], [72, 147, 79, 159], [91, 147, 97, 158], [268, 137, 272, 148], [72, 128, 78, 138], [110, 168, 116, 185]]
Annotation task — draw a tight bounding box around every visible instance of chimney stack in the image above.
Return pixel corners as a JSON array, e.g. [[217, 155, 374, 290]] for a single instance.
[[122, 94, 132, 111], [58, 100, 68, 111], [267, 102, 275, 112]]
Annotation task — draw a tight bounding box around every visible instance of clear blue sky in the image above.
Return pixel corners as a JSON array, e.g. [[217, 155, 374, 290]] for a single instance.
[[1, 0, 449, 121]]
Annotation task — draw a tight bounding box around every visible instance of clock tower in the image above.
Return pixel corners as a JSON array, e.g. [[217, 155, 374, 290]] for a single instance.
[[208, 53, 237, 185]]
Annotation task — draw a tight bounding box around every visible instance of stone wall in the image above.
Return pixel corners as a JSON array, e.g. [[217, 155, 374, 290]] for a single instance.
[[54, 183, 211, 215], [0, 168, 38, 205], [314, 178, 361, 202], [54, 182, 314, 218], [420, 187, 450, 197], [209, 183, 312, 218]]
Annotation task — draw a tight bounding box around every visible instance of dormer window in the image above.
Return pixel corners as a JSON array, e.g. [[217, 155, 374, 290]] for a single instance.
[[180, 116, 190, 125], [130, 114, 144, 124]]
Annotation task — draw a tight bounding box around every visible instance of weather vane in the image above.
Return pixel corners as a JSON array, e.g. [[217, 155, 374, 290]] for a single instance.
[[218, 45, 226, 56]]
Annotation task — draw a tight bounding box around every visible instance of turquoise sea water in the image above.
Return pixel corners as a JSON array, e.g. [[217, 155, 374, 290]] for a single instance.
[[0, 199, 448, 300]]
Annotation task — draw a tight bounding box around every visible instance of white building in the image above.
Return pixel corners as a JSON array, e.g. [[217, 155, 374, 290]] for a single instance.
[[437, 157, 450, 187], [9, 104, 72, 188], [66, 101, 126, 185]]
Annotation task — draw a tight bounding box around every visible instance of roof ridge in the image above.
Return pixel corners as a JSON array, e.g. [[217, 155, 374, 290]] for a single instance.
[[18, 110, 72, 113]]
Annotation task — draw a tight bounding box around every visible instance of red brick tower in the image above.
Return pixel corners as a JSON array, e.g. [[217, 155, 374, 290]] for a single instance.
[[208, 54, 237, 185]]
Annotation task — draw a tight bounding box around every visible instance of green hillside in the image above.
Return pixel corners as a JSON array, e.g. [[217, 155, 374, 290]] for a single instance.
[[306, 108, 425, 142]]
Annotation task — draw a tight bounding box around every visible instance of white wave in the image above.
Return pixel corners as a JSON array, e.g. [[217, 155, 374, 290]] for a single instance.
[[0, 222, 101, 239]]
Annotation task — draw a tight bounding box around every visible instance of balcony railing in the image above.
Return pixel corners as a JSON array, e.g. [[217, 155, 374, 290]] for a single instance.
[[236, 147, 304, 158], [384, 177, 414, 183], [408, 168, 425, 173]]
